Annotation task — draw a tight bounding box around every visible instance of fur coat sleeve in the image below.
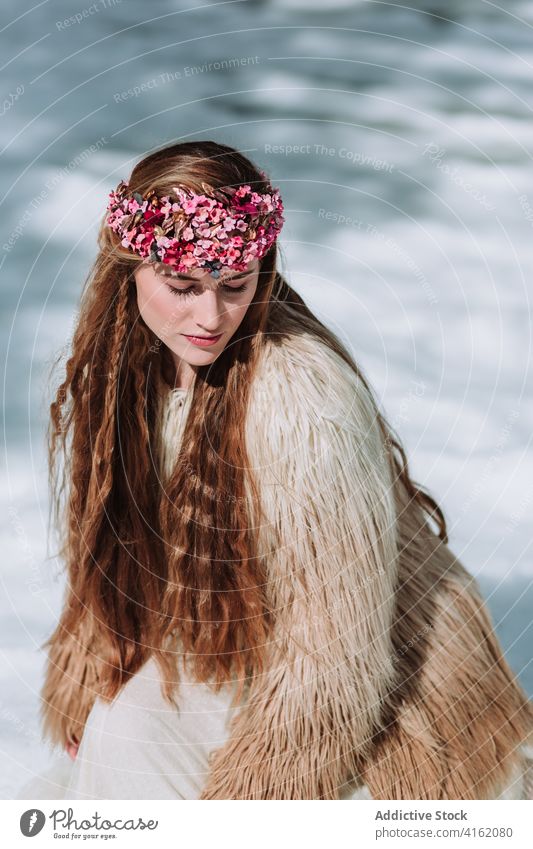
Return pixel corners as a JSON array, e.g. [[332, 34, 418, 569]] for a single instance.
[[200, 333, 400, 799]]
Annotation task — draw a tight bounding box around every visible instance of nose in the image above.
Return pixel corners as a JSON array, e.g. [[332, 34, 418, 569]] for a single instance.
[[193, 287, 225, 333]]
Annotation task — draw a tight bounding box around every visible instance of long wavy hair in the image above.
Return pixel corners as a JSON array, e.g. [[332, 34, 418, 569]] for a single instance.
[[45, 139, 449, 712]]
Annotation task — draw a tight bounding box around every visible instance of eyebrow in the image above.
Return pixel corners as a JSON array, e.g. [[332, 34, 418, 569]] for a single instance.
[[159, 268, 252, 281]]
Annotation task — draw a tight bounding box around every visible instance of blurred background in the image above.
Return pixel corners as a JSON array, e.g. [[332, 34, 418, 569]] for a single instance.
[[1, 0, 532, 797]]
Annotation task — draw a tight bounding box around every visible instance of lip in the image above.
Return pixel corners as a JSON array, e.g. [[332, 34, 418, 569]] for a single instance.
[[183, 333, 223, 347]]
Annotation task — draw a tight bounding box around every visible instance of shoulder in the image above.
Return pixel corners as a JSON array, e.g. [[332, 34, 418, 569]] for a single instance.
[[248, 331, 384, 435], [244, 333, 397, 545]]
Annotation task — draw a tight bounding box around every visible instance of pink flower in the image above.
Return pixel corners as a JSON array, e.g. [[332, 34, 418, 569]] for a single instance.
[[209, 207, 224, 224], [194, 206, 214, 223], [181, 198, 199, 214], [180, 253, 198, 267], [243, 241, 259, 259]]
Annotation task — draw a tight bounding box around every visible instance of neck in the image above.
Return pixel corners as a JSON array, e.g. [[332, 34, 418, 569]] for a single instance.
[[170, 354, 197, 391]]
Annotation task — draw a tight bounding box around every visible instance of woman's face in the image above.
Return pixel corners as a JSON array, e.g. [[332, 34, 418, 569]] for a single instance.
[[134, 258, 260, 387]]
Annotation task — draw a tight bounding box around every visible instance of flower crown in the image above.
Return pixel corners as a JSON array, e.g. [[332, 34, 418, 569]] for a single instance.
[[105, 174, 284, 277]]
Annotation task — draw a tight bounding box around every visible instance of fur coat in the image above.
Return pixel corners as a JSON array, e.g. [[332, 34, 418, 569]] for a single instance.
[[40, 331, 533, 799]]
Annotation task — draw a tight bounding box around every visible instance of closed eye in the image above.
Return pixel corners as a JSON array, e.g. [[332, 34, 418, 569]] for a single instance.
[[164, 280, 250, 297]]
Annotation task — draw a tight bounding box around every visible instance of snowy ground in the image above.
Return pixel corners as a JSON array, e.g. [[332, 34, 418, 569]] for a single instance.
[[1, 0, 532, 798]]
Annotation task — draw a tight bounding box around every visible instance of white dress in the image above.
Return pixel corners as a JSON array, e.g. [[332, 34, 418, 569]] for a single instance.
[[13, 388, 533, 800]]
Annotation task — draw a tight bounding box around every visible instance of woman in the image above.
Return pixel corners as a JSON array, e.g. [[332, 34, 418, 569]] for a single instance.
[[18, 140, 533, 800]]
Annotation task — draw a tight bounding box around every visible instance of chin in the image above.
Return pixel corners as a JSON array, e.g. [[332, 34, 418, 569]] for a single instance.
[[175, 346, 221, 363]]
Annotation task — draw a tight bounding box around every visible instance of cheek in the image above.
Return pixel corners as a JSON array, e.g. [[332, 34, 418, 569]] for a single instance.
[[229, 284, 258, 323], [137, 284, 187, 333], [232, 302, 251, 324]]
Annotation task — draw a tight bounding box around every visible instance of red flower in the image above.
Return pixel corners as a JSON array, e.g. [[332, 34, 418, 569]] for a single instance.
[[143, 208, 164, 224]]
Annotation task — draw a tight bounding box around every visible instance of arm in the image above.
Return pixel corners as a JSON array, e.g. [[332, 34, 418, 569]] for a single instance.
[[200, 338, 399, 799]]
